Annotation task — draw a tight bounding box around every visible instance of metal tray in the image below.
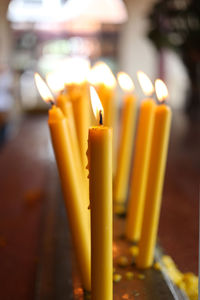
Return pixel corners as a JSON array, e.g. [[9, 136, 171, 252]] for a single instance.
[[35, 186, 188, 300]]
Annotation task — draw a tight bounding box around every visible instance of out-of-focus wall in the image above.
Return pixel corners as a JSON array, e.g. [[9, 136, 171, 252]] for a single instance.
[[119, 0, 190, 110], [0, 0, 12, 65], [118, 0, 158, 99]]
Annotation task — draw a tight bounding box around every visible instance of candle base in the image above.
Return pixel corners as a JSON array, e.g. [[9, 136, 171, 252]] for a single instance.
[[35, 191, 189, 300]]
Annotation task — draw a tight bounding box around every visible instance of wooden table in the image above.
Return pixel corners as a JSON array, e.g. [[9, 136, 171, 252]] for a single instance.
[[0, 112, 198, 300]]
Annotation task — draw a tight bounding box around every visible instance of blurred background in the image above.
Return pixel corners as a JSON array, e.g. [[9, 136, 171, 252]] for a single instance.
[[0, 0, 199, 299]]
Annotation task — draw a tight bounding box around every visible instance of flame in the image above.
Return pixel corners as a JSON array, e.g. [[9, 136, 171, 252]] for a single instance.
[[90, 86, 104, 123], [117, 72, 134, 92], [155, 79, 168, 102], [137, 71, 154, 96], [46, 71, 65, 93], [34, 73, 54, 103], [62, 57, 91, 85], [88, 61, 116, 88]]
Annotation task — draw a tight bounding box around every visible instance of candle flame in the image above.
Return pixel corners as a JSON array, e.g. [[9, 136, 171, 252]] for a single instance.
[[63, 57, 91, 85], [34, 73, 54, 104], [90, 86, 104, 124], [46, 71, 65, 93], [88, 61, 116, 88], [155, 79, 168, 102], [137, 71, 154, 96], [117, 72, 134, 92]]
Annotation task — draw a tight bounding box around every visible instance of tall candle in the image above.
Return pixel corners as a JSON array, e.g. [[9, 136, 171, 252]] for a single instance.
[[126, 71, 155, 241], [88, 87, 113, 300], [34, 73, 91, 291], [114, 72, 137, 208], [57, 93, 90, 212], [137, 79, 172, 269]]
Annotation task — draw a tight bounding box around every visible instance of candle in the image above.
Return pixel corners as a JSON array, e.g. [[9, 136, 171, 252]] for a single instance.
[[56, 93, 90, 211], [88, 86, 113, 300], [64, 57, 91, 171], [126, 71, 155, 241], [136, 79, 172, 269], [46, 72, 90, 211], [47, 71, 82, 169], [114, 72, 137, 209], [88, 61, 117, 174], [34, 73, 91, 291]]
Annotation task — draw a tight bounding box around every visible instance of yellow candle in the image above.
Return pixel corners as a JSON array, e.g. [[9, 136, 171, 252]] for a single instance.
[[56, 93, 81, 168], [137, 79, 172, 269], [126, 99, 156, 240], [34, 73, 91, 291], [88, 87, 113, 300], [114, 72, 137, 207], [57, 93, 90, 211], [126, 71, 155, 241]]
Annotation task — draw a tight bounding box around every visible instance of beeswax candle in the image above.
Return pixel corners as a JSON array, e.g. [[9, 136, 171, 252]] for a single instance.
[[126, 71, 155, 241], [137, 79, 172, 269], [88, 87, 113, 300], [114, 72, 137, 206], [34, 73, 91, 291], [57, 93, 89, 211]]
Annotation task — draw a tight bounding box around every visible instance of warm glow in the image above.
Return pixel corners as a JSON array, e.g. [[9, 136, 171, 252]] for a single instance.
[[88, 61, 116, 88], [155, 79, 168, 102], [90, 86, 104, 123], [46, 71, 65, 94], [137, 71, 154, 96], [62, 57, 91, 84], [34, 73, 54, 103], [117, 72, 134, 92]]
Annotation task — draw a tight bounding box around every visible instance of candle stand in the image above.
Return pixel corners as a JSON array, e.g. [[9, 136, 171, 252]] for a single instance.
[[35, 185, 188, 300]]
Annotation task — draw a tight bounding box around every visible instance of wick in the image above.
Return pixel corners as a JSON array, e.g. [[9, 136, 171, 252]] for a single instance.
[[158, 99, 166, 105], [99, 110, 103, 125], [49, 100, 54, 107]]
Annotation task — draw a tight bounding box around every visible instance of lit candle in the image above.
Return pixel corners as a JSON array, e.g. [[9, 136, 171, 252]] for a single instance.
[[47, 72, 89, 210], [136, 79, 172, 269], [114, 72, 137, 210], [46, 71, 82, 173], [34, 73, 91, 291], [88, 61, 117, 174], [126, 71, 156, 241], [88, 86, 112, 300]]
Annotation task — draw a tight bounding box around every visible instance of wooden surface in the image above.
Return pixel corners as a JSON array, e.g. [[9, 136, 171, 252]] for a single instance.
[[0, 112, 199, 300]]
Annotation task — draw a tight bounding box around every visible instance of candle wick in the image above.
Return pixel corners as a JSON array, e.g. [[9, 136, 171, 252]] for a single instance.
[[99, 110, 103, 125], [158, 99, 166, 105], [49, 100, 55, 107]]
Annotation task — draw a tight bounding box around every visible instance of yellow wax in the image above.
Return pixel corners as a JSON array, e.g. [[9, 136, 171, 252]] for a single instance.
[[126, 99, 156, 241], [56, 93, 89, 209], [136, 103, 172, 269], [48, 105, 91, 291], [114, 94, 137, 205], [88, 126, 113, 300], [57, 93, 81, 166], [67, 83, 91, 171]]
